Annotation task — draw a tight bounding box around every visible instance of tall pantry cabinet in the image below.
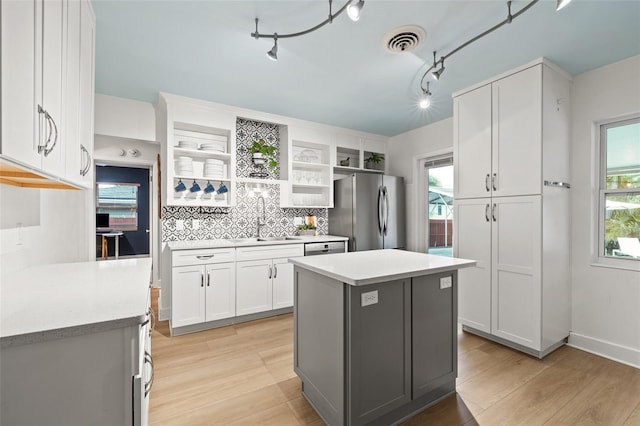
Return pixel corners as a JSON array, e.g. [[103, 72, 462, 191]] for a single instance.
[[453, 59, 572, 358]]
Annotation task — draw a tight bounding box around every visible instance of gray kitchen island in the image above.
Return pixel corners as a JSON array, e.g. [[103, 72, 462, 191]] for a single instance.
[[289, 249, 475, 426]]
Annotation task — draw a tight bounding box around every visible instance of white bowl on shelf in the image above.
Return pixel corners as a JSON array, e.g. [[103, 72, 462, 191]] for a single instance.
[[178, 140, 198, 149]]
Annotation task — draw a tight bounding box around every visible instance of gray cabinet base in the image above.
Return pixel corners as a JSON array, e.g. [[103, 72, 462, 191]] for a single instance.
[[170, 307, 293, 336], [461, 325, 567, 359], [301, 381, 455, 426]]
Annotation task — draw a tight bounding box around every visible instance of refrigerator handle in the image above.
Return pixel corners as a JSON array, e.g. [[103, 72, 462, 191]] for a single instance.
[[377, 186, 384, 235], [383, 186, 389, 236]]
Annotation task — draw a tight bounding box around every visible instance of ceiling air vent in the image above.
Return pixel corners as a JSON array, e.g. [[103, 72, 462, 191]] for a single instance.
[[383, 25, 426, 53]]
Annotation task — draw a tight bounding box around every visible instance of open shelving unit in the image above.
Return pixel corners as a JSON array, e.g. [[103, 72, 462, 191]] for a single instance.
[[285, 139, 332, 207], [334, 145, 385, 176]]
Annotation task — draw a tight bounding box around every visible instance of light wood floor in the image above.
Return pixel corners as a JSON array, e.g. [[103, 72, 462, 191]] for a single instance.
[[149, 312, 640, 425]]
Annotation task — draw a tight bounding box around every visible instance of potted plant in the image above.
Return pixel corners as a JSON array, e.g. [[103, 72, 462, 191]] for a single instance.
[[250, 138, 278, 170], [365, 152, 384, 169], [296, 223, 317, 236]]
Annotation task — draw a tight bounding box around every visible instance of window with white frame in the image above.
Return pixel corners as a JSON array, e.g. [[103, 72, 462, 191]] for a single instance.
[[599, 117, 640, 260]]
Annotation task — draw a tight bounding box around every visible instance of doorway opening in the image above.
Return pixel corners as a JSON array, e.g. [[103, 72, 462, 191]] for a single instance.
[[425, 155, 453, 256], [95, 165, 151, 259]]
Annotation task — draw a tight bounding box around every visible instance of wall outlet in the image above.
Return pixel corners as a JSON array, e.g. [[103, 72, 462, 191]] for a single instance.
[[361, 290, 378, 307], [440, 276, 452, 289], [293, 217, 305, 226], [176, 219, 184, 231], [192, 219, 200, 230]]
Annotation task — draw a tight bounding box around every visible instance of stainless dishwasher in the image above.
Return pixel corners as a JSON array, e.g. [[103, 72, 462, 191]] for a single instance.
[[304, 241, 346, 256]]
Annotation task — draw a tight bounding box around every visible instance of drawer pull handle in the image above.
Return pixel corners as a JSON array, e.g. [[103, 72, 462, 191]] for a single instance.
[[196, 254, 215, 260]]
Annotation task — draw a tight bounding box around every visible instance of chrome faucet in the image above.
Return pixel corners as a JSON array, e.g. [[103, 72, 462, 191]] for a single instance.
[[256, 195, 266, 238]]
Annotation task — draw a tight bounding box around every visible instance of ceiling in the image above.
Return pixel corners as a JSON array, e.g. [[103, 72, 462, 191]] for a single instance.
[[92, 0, 640, 137]]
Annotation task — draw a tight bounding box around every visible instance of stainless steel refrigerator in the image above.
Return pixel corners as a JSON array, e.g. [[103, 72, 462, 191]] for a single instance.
[[329, 173, 406, 252]]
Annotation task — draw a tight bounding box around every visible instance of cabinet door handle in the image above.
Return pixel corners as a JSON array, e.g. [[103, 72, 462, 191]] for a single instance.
[[207, 272, 211, 287], [80, 144, 91, 176], [492, 203, 497, 222], [273, 265, 278, 279], [492, 173, 497, 191], [196, 254, 214, 260], [201, 272, 204, 287], [485, 204, 490, 222], [148, 307, 156, 337], [37, 105, 47, 153], [485, 174, 490, 192], [144, 351, 154, 397], [268, 265, 272, 279], [43, 113, 58, 157]]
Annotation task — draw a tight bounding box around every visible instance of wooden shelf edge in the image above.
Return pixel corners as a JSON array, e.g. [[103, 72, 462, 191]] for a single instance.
[[0, 159, 80, 190]]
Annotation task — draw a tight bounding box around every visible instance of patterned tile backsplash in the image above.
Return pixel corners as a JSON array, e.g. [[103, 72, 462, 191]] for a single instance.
[[162, 119, 328, 242], [236, 117, 280, 180]]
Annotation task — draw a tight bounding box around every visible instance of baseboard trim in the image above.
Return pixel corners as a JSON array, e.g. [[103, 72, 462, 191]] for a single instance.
[[568, 332, 640, 369], [158, 307, 170, 322]]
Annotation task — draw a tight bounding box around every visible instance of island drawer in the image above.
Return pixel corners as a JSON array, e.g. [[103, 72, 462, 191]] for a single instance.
[[236, 244, 304, 261], [172, 248, 236, 266]]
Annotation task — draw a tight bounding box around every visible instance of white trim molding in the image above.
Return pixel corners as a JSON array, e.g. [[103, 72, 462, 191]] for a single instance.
[[568, 332, 640, 369]]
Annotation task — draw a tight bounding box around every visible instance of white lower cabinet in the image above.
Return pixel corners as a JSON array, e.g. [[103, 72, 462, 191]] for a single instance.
[[455, 195, 554, 354], [272, 258, 295, 309], [455, 198, 492, 334], [169, 244, 303, 334], [236, 244, 304, 315], [236, 259, 273, 315], [170, 248, 236, 329]]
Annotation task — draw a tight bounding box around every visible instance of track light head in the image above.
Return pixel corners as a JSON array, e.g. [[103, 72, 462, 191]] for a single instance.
[[347, 0, 365, 22], [266, 34, 278, 61], [432, 66, 445, 81], [556, 0, 572, 10], [419, 83, 431, 109]]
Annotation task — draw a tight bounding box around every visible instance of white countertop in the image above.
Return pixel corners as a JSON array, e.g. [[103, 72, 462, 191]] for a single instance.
[[1, 258, 152, 347], [289, 249, 476, 286], [167, 234, 348, 250]]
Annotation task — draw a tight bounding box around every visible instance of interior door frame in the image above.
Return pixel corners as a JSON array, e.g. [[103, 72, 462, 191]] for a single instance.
[[93, 158, 158, 284], [413, 148, 453, 253]]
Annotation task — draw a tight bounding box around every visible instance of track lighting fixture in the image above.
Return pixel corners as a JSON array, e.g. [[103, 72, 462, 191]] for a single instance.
[[430, 52, 445, 81], [347, 0, 365, 22], [417, 0, 571, 109], [266, 34, 278, 61], [419, 82, 431, 109], [251, 0, 364, 60]]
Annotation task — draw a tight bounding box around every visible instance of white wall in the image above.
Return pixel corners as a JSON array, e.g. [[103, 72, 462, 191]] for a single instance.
[[94, 104, 161, 287], [388, 117, 453, 252], [0, 185, 90, 279], [94, 94, 156, 142], [568, 55, 640, 368]]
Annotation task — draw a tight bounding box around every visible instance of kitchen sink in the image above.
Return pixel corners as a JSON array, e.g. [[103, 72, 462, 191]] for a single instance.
[[226, 236, 300, 243], [227, 238, 259, 243], [257, 236, 301, 241]]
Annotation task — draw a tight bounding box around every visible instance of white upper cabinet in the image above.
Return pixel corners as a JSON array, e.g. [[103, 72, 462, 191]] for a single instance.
[[64, 0, 96, 188], [453, 84, 492, 199], [491, 66, 542, 197], [39, 0, 65, 178], [1, 0, 95, 189], [454, 64, 544, 199]]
